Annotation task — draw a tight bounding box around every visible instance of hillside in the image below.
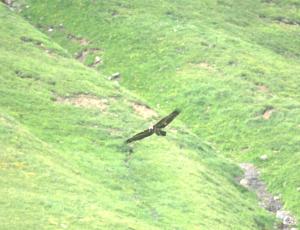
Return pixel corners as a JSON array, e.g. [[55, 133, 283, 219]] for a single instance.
[[0, 4, 278, 229], [13, 0, 300, 223]]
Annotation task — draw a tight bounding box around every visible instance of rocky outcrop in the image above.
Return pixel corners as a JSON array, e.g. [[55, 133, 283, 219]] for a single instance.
[[239, 163, 297, 229], [1, 0, 13, 6]]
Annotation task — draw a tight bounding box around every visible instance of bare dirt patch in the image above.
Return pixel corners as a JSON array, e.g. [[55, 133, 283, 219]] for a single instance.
[[67, 34, 103, 67], [80, 39, 89, 46], [263, 108, 275, 120], [257, 85, 269, 93], [68, 34, 90, 46], [56, 94, 109, 111], [131, 102, 157, 119], [192, 62, 214, 71]]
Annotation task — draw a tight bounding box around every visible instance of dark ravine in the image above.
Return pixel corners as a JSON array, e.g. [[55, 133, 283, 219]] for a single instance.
[[238, 163, 297, 230]]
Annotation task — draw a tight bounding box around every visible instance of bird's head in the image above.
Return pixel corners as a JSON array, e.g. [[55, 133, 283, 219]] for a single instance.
[[148, 125, 154, 131]]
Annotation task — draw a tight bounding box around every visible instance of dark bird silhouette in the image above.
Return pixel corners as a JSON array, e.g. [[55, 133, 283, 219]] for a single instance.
[[126, 109, 181, 143]]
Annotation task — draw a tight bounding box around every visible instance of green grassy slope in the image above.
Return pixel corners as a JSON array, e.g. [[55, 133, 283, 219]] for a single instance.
[[15, 0, 300, 221], [0, 4, 276, 229]]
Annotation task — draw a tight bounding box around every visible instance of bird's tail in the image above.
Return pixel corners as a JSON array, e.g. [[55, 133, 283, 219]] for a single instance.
[[156, 130, 166, 136]]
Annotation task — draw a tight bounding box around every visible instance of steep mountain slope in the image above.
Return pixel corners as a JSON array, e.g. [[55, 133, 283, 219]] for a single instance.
[[14, 0, 300, 222], [0, 4, 275, 229]]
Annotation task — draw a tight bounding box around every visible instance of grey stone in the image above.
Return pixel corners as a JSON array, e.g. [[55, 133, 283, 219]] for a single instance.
[[260, 154, 268, 161]]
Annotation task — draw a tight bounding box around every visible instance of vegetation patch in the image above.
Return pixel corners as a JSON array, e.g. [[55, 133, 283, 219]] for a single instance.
[[2, 1, 299, 229], [15, 2, 300, 223]]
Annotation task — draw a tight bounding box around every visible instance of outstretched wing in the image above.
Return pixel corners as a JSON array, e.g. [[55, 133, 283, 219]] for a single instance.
[[126, 129, 154, 143], [154, 109, 181, 129]]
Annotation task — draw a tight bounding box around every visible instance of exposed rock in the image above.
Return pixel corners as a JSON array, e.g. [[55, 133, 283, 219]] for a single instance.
[[89, 55, 103, 68], [1, 0, 13, 6], [94, 56, 101, 64], [276, 210, 297, 227], [274, 195, 281, 201], [260, 154, 268, 161], [239, 178, 249, 187], [240, 163, 282, 212], [239, 163, 297, 229], [108, 72, 121, 81], [283, 216, 296, 226]]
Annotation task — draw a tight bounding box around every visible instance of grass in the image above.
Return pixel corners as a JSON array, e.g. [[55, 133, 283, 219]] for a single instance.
[[14, 0, 300, 223], [0, 3, 277, 229]]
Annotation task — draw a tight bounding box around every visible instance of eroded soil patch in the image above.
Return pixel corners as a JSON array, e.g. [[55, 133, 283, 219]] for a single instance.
[[75, 49, 89, 63], [20, 36, 67, 57], [262, 107, 275, 120], [257, 84, 269, 93], [131, 102, 157, 119], [56, 94, 110, 111], [75, 48, 102, 67], [274, 16, 300, 26], [191, 62, 215, 71], [67, 34, 90, 46]]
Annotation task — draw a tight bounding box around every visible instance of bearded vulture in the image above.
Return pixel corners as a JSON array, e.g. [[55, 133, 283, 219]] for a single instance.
[[126, 109, 180, 143]]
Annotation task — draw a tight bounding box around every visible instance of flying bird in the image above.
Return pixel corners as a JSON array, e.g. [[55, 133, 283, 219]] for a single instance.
[[126, 109, 181, 143]]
